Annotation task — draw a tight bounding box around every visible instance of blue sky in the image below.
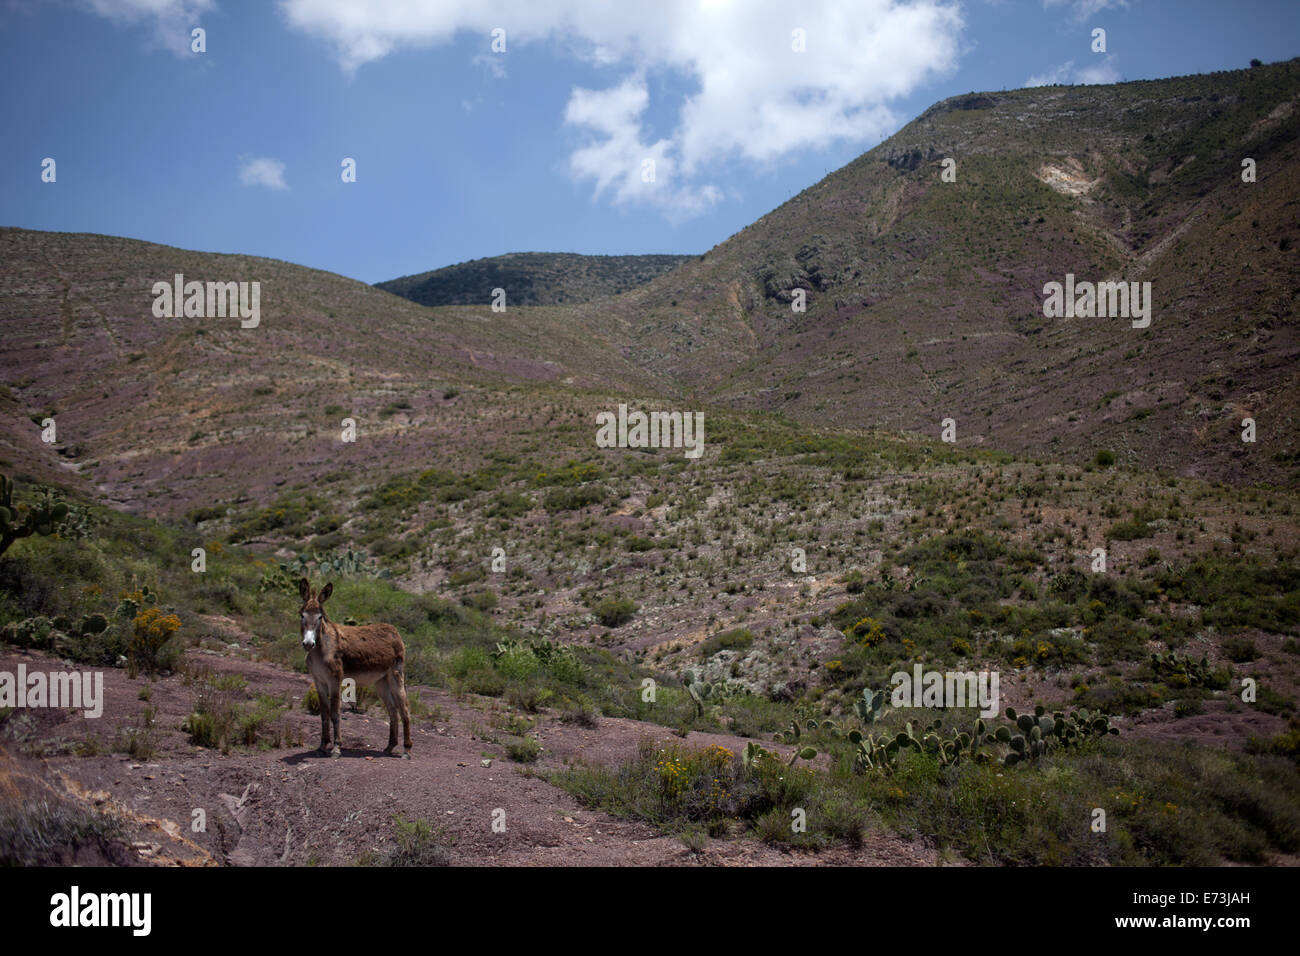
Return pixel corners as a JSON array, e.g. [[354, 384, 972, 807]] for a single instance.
[[2, 0, 1297, 285]]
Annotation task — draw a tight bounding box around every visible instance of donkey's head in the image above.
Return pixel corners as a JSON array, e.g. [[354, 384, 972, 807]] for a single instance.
[[298, 578, 333, 650]]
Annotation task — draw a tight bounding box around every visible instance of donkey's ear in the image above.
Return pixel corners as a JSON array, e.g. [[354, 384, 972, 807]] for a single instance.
[[319, 582, 333, 604], [299, 578, 311, 603]]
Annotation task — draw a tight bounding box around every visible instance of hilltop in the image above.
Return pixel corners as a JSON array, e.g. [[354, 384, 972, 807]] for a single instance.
[[376, 252, 695, 308]]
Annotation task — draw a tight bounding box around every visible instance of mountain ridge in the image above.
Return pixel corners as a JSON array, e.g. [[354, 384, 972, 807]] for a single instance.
[[376, 251, 696, 308]]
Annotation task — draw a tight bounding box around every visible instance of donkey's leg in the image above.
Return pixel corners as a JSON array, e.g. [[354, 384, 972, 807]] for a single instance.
[[395, 668, 413, 753], [329, 685, 342, 757], [375, 678, 399, 754], [314, 679, 332, 754]]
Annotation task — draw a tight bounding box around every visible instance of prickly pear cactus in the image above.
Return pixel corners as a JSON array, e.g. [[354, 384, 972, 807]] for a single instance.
[[0, 474, 70, 558], [263, 547, 390, 594], [998, 705, 1119, 766], [685, 671, 720, 717], [854, 687, 887, 724]]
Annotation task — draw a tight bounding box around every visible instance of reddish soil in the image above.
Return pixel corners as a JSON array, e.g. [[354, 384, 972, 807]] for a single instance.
[[0, 646, 945, 867]]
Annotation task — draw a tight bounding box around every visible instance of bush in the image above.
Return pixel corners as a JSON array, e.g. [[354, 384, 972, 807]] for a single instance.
[[699, 628, 754, 658], [461, 590, 498, 613], [383, 815, 453, 866], [1108, 516, 1151, 541], [592, 596, 638, 628], [505, 735, 541, 762], [495, 644, 541, 681], [486, 492, 534, 518], [560, 695, 599, 727], [128, 606, 182, 677], [543, 485, 607, 512], [546, 649, 587, 685], [1223, 637, 1259, 662]]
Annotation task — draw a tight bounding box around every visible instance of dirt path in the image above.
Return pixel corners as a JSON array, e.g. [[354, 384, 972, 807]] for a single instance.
[[0, 647, 944, 867]]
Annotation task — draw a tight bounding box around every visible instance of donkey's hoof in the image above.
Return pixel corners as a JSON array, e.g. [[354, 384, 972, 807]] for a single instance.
[[330, 746, 341, 759], [401, 751, 412, 760]]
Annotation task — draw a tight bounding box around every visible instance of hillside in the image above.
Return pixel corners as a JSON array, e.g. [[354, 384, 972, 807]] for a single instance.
[[376, 252, 695, 308], [560, 59, 1300, 487], [0, 227, 669, 519], [1, 403, 1297, 866], [4, 63, 1299, 503]]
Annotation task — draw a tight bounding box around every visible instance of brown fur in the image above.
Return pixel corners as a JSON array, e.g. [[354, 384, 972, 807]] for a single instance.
[[299, 578, 412, 757]]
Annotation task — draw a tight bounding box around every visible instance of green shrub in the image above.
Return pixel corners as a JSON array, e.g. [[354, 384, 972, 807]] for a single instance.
[[591, 596, 637, 628], [383, 815, 453, 866], [1223, 637, 1259, 662], [1108, 516, 1152, 541], [495, 644, 541, 681], [699, 628, 755, 658], [543, 485, 607, 512], [505, 735, 542, 762], [461, 590, 498, 613]]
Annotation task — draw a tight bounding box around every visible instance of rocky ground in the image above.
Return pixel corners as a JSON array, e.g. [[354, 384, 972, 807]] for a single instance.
[[0, 644, 949, 867]]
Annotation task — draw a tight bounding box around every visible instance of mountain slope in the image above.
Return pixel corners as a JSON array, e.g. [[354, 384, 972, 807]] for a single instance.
[[0, 228, 666, 517], [558, 59, 1300, 486]]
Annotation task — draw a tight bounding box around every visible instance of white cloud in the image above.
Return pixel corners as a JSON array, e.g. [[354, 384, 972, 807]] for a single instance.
[[81, 0, 215, 55], [1026, 62, 1074, 87], [1043, 0, 1131, 21], [472, 52, 507, 79], [1026, 54, 1120, 87], [1075, 54, 1120, 84], [277, 0, 963, 216], [238, 156, 288, 190], [564, 76, 722, 220]]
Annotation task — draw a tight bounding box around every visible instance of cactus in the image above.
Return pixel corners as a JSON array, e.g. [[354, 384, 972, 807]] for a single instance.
[[854, 687, 887, 724], [684, 671, 718, 718], [0, 474, 69, 558], [1148, 651, 1220, 688], [851, 730, 902, 772], [775, 718, 802, 743], [266, 548, 390, 594], [842, 700, 1116, 775], [849, 714, 988, 772], [114, 583, 156, 622], [743, 739, 814, 769], [2, 616, 55, 649], [992, 703, 1119, 766], [788, 746, 818, 766]]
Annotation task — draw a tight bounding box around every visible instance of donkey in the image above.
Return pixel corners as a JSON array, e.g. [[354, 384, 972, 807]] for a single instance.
[[298, 578, 412, 758]]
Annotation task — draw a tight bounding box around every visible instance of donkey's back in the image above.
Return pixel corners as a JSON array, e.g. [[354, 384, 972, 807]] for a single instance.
[[331, 621, 406, 683]]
